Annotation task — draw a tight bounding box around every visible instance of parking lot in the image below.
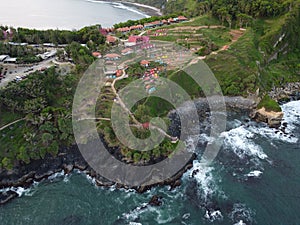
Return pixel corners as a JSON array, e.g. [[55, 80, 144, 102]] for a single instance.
[[0, 59, 54, 88]]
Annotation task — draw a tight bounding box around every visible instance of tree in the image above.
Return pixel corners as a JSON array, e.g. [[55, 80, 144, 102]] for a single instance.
[[24, 97, 46, 114], [133, 152, 141, 163], [225, 14, 232, 29]]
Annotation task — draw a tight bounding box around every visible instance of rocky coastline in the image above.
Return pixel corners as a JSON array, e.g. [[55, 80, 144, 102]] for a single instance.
[[251, 83, 300, 128], [0, 92, 298, 205], [268, 82, 300, 102], [0, 143, 195, 205]]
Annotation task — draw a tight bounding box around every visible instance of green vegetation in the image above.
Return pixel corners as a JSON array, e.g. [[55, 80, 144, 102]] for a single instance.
[[153, 2, 300, 96], [257, 95, 282, 112], [205, 28, 260, 96], [0, 67, 79, 169], [7, 25, 105, 45], [163, 0, 294, 22], [0, 42, 43, 63], [169, 70, 203, 98], [0, 0, 299, 170], [96, 63, 178, 164], [114, 13, 181, 28]]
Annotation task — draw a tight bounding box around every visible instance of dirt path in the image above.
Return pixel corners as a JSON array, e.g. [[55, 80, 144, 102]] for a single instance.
[[111, 70, 178, 142], [211, 29, 246, 55], [170, 25, 225, 31]]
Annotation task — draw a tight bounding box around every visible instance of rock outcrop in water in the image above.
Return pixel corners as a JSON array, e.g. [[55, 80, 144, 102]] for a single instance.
[[251, 107, 284, 128], [251, 82, 300, 128]]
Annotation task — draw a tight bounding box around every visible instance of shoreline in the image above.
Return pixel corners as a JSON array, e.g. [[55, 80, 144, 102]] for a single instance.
[[0, 96, 255, 205], [0, 143, 195, 204], [120, 1, 162, 16], [0, 0, 161, 31], [99, 0, 162, 17], [0, 79, 298, 205]]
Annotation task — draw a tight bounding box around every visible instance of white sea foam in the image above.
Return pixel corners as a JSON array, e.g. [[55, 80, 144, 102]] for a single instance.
[[246, 170, 263, 178], [233, 220, 247, 225], [48, 170, 65, 180], [85, 0, 150, 18], [281, 100, 300, 130], [248, 124, 298, 144], [122, 202, 148, 221], [0, 186, 33, 197], [205, 209, 223, 222], [221, 126, 268, 160], [182, 213, 190, 220], [85, 173, 96, 185], [85, 0, 109, 4], [188, 161, 221, 201], [129, 222, 142, 225], [111, 2, 149, 18], [248, 100, 300, 143], [149, 206, 175, 224], [0, 171, 68, 198]]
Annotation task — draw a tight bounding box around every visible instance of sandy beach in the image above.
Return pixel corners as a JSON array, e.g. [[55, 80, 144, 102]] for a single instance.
[[121, 1, 162, 16]]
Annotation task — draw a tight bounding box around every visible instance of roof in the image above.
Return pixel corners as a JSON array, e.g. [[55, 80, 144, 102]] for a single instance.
[[92, 52, 101, 57], [121, 48, 133, 53], [128, 36, 150, 43], [106, 35, 117, 43], [117, 27, 130, 32], [4, 58, 17, 62], [142, 122, 150, 129], [151, 21, 161, 25], [168, 18, 175, 23], [140, 60, 150, 65], [177, 16, 188, 21], [130, 25, 143, 30], [104, 53, 121, 59], [116, 70, 123, 77], [0, 55, 9, 61], [100, 28, 108, 36]]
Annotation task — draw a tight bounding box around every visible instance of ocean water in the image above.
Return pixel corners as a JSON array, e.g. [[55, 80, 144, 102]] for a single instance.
[[0, 100, 299, 225], [0, 0, 147, 29]]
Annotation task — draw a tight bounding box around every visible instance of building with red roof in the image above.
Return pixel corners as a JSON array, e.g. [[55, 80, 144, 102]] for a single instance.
[[142, 122, 150, 129], [104, 53, 121, 60], [140, 60, 150, 67], [117, 27, 131, 33], [121, 48, 134, 55], [125, 36, 150, 47], [161, 19, 168, 25], [177, 16, 188, 21], [116, 69, 123, 77], [100, 28, 108, 36], [168, 18, 175, 23], [106, 35, 117, 44], [92, 52, 102, 58], [130, 25, 144, 30]]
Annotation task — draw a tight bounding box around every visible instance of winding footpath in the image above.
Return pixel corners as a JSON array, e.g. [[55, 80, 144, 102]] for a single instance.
[[111, 70, 178, 142]]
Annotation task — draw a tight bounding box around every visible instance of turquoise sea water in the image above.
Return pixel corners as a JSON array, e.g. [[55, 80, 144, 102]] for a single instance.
[[0, 100, 299, 225]]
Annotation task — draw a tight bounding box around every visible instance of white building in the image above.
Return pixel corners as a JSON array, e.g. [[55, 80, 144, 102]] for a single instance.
[[4, 58, 17, 63], [0, 55, 9, 62]]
